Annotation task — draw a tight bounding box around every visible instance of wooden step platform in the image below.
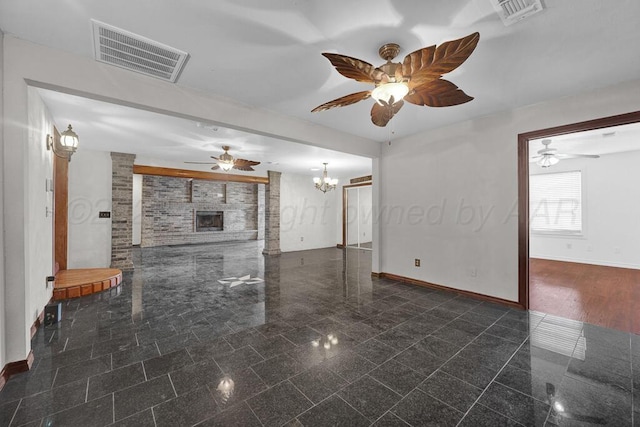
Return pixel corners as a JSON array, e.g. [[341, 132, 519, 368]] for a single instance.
[[53, 268, 123, 300]]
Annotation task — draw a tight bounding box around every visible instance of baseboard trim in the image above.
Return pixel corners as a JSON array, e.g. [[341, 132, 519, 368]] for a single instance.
[[30, 308, 45, 338], [379, 272, 524, 310], [0, 350, 34, 391], [336, 244, 345, 249], [371, 272, 382, 278], [1, 306, 45, 391]]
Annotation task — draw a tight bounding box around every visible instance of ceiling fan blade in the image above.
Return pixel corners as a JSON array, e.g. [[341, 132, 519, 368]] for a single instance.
[[371, 99, 404, 127], [321, 53, 386, 83], [555, 153, 600, 159], [402, 44, 436, 84], [185, 161, 218, 164], [404, 79, 473, 107], [312, 91, 372, 112], [210, 164, 220, 171], [234, 159, 260, 166], [403, 32, 480, 88], [233, 159, 260, 171]]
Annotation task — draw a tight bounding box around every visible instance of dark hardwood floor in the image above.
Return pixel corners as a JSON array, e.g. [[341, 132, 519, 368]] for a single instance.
[[530, 258, 640, 334]]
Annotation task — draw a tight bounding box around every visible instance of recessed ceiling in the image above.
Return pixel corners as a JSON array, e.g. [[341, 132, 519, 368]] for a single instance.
[[37, 88, 372, 179], [2, 0, 640, 143]]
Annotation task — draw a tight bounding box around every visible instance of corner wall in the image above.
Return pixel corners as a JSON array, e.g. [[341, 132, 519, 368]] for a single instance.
[[68, 149, 112, 268], [380, 78, 640, 302], [0, 28, 6, 371], [26, 87, 54, 325]]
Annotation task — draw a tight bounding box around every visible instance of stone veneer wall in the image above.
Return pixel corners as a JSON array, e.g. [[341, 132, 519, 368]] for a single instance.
[[263, 170, 281, 255], [111, 152, 135, 270], [141, 175, 262, 247]]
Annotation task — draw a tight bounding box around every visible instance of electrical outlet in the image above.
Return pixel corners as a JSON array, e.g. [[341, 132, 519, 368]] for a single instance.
[[469, 268, 477, 277], [300, 237, 304, 242], [614, 247, 620, 254], [414, 259, 420, 267], [566, 243, 572, 249]]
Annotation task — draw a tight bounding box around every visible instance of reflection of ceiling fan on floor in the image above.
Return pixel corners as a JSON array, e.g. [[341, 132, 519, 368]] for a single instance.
[[185, 146, 260, 171], [531, 139, 600, 168]]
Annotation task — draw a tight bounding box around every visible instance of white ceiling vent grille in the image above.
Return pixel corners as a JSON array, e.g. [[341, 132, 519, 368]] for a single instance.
[[91, 20, 189, 83], [490, 0, 544, 26]]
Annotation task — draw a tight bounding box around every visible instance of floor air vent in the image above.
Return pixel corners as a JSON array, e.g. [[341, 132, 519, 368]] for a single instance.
[[91, 20, 189, 83], [490, 0, 544, 26]]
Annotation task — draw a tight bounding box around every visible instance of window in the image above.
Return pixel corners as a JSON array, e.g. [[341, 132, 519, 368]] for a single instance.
[[530, 170, 582, 234]]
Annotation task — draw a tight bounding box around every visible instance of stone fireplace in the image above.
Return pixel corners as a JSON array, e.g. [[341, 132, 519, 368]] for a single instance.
[[140, 175, 264, 247], [196, 211, 223, 232]]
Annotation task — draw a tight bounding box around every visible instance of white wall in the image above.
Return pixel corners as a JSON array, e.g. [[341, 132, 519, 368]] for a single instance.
[[132, 174, 142, 245], [380, 79, 640, 303], [68, 149, 112, 268], [530, 150, 640, 269], [25, 87, 54, 343], [0, 28, 6, 370], [280, 172, 339, 252]]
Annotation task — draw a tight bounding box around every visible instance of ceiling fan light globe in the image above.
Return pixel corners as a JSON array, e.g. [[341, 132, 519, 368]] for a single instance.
[[537, 155, 559, 168], [371, 82, 409, 105], [219, 162, 234, 171]]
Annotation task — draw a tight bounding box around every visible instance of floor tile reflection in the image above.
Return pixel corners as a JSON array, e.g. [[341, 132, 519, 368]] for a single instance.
[[0, 241, 637, 426]]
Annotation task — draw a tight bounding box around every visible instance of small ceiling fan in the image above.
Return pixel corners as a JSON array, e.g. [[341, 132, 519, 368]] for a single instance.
[[531, 139, 600, 168], [311, 32, 480, 127], [185, 146, 260, 171]]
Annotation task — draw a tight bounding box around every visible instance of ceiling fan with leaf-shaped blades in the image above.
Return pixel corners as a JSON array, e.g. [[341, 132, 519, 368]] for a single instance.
[[311, 32, 480, 127], [531, 139, 600, 168], [185, 146, 260, 171]]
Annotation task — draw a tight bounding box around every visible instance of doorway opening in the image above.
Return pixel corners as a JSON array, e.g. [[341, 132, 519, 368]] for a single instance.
[[518, 111, 640, 333], [342, 183, 372, 250]]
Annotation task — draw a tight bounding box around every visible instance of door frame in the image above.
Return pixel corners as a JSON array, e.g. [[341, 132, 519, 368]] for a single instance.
[[517, 110, 640, 309]]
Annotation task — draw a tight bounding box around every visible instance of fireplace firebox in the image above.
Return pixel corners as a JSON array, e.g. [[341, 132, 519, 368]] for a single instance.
[[196, 211, 223, 232]]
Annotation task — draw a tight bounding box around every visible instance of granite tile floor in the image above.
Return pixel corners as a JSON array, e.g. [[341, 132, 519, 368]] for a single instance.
[[1, 241, 638, 426]]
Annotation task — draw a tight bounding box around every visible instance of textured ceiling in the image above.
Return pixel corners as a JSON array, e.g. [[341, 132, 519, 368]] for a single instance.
[[2, 0, 640, 170]]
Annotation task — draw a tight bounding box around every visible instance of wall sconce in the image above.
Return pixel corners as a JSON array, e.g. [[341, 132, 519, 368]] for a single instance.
[[47, 124, 79, 161]]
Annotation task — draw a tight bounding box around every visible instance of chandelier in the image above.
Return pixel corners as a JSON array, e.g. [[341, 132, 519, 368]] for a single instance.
[[313, 163, 338, 193]]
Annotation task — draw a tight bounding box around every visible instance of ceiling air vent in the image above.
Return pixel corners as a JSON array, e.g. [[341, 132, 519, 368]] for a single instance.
[[490, 0, 544, 26], [91, 20, 189, 83]]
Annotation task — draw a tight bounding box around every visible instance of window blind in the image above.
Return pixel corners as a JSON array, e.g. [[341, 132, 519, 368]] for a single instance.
[[530, 170, 582, 234]]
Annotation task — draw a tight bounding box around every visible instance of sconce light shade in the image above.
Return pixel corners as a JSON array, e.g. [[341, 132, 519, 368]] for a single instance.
[[47, 124, 79, 161]]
